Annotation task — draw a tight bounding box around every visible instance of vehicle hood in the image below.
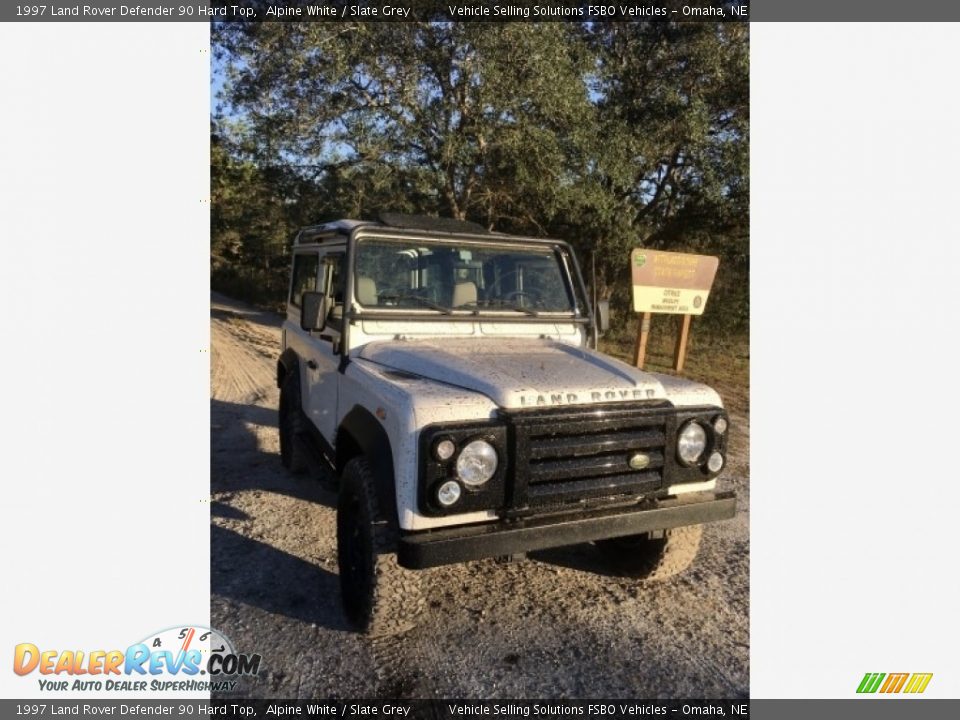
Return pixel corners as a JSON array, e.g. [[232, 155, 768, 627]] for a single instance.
[[357, 338, 677, 409]]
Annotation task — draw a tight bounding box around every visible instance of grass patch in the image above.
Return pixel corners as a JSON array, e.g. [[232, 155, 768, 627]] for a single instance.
[[600, 315, 749, 415]]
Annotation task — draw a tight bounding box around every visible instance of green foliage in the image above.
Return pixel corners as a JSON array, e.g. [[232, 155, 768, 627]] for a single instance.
[[211, 21, 748, 334]]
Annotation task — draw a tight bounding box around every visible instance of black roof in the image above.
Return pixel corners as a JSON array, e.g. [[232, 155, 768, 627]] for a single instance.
[[377, 213, 490, 235], [295, 213, 493, 244]]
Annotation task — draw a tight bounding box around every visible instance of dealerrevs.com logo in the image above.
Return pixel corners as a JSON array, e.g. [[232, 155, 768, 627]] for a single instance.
[[857, 672, 933, 694], [13, 626, 261, 693]]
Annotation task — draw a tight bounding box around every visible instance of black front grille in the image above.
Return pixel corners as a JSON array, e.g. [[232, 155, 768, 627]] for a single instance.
[[504, 402, 673, 511]]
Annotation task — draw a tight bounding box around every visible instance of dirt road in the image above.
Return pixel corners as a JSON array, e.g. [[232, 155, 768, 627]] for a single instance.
[[210, 293, 749, 699]]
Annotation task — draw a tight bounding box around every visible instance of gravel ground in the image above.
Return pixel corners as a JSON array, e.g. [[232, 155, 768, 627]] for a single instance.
[[210, 293, 749, 699]]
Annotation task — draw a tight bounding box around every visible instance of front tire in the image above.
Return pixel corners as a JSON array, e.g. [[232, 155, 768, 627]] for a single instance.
[[595, 525, 703, 581], [279, 369, 308, 474], [337, 457, 423, 637]]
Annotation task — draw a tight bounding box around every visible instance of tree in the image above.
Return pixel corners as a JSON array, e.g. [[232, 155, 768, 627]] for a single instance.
[[212, 20, 749, 332], [213, 21, 596, 224], [571, 23, 749, 325]]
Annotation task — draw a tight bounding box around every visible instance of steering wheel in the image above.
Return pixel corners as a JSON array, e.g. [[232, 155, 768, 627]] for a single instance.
[[377, 291, 400, 306]]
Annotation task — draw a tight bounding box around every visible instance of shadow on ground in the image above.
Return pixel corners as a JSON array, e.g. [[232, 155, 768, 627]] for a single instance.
[[211, 523, 349, 631], [211, 397, 338, 509], [528, 543, 627, 578]]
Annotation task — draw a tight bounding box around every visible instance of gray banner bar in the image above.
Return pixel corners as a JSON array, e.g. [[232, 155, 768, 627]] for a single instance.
[[0, 0, 960, 22], [5, 1, 960, 22], [0, 1, 755, 23], [2, 699, 960, 719], [753, 700, 960, 720]]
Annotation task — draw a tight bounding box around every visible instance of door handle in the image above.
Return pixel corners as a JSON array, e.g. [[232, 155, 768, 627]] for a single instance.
[[306, 359, 318, 370]]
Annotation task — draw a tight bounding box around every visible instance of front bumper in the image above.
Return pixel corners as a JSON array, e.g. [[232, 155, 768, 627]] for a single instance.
[[397, 490, 736, 569]]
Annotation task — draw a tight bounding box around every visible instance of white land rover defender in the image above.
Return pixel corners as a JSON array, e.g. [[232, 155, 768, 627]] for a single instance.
[[277, 214, 735, 636]]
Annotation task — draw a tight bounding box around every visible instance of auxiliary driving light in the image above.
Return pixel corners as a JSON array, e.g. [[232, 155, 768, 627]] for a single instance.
[[434, 438, 456, 461], [436, 480, 462, 507], [707, 451, 724, 473]]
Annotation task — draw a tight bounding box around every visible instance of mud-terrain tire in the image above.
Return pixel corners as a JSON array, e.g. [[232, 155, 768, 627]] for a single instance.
[[337, 457, 424, 637], [278, 369, 308, 474], [595, 525, 703, 581]]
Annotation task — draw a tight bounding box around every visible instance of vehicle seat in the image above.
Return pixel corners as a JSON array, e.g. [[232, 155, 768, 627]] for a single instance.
[[452, 281, 477, 307], [356, 276, 377, 306]]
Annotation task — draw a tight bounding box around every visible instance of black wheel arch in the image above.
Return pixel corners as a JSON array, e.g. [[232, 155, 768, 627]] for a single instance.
[[337, 406, 399, 531], [277, 348, 300, 388]]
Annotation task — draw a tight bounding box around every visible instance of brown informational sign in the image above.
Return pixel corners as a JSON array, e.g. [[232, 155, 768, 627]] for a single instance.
[[630, 249, 720, 315]]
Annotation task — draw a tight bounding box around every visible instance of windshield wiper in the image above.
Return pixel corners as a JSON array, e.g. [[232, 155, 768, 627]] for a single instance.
[[457, 299, 557, 317], [380, 294, 453, 314], [487, 303, 540, 317]]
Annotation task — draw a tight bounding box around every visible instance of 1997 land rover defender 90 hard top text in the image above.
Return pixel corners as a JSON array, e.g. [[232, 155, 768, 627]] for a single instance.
[[277, 214, 735, 636]]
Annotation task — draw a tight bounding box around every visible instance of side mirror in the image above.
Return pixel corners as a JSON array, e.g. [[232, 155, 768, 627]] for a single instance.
[[596, 299, 611, 333], [300, 291, 328, 332]]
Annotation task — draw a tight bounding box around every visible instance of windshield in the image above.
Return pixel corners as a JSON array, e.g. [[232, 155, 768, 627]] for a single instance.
[[353, 237, 577, 315]]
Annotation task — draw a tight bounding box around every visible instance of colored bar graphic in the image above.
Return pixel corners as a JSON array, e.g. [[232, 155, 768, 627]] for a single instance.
[[904, 673, 933, 694], [880, 673, 909, 693], [856, 673, 885, 693], [858, 672, 933, 694]]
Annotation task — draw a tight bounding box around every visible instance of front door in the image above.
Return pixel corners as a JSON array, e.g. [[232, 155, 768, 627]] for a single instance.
[[303, 252, 345, 446]]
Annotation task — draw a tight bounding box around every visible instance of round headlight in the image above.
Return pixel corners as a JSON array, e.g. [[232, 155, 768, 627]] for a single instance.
[[433, 438, 456, 461], [707, 451, 724, 473], [677, 422, 707, 465], [436, 480, 461, 507], [456, 440, 498, 487], [713, 416, 728, 435]]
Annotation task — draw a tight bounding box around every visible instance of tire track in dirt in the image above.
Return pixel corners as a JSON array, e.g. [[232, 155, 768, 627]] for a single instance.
[[210, 302, 279, 405]]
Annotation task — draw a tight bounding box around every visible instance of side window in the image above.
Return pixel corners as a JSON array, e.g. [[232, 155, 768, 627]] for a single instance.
[[325, 253, 346, 331], [329, 255, 344, 304], [290, 253, 320, 308]]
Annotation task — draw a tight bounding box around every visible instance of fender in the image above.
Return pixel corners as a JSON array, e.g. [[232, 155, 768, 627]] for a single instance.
[[337, 406, 399, 530], [277, 348, 299, 388]]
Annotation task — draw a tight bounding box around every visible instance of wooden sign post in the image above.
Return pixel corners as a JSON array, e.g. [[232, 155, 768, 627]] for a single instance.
[[674, 314, 692, 372], [633, 312, 652, 368], [629, 249, 719, 371]]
